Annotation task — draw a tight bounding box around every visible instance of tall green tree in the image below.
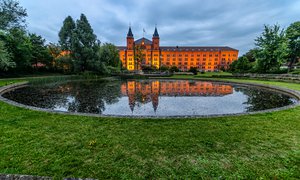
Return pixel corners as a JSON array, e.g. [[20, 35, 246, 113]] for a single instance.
[[134, 45, 144, 70], [286, 21, 300, 70], [1, 28, 32, 70], [229, 56, 253, 73], [58, 16, 75, 51], [99, 43, 120, 67], [244, 48, 259, 62], [72, 14, 99, 72], [0, 0, 27, 30], [254, 24, 287, 73], [0, 40, 15, 71], [96, 43, 120, 73], [29, 33, 52, 68]]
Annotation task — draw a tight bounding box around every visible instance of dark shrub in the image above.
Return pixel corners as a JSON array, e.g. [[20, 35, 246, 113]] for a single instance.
[[189, 67, 198, 75]]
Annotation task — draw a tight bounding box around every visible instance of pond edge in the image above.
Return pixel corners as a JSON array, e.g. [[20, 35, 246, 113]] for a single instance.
[[0, 80, 300, 119]]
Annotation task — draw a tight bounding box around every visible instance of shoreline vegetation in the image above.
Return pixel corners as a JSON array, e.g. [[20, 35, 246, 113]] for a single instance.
[[0, 74, 299, 179]]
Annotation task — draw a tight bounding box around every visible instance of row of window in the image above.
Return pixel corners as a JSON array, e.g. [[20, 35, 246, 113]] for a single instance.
[[163, 62, 220, 65], [160, 53, 237, 57], [161, 58, 220, 61], [128, 61, 231, 66], [124, 58, 234, 62], [123, 53, 237, 57]]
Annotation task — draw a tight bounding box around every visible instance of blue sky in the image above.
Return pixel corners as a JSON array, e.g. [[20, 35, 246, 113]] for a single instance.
[[19, 0, 300, 55]]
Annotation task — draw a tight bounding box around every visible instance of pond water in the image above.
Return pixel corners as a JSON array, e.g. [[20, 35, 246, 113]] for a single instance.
[[2, 79, 298, 116]]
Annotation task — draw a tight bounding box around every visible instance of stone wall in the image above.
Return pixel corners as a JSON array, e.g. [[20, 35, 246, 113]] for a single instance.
[[230, 73, 300, 83], [0, 174, 52, 180], [0, 174, 96, 180]]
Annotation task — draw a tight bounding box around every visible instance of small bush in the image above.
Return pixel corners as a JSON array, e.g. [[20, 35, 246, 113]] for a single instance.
[[189, 67, 198, 75], [169, 66, 179, 73], [269, 68, 288, 74], [142, 65, 157, 72], [160, 65, 169, 71]]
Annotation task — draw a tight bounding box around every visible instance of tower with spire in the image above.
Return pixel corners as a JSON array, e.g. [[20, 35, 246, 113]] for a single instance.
[[126, 26, 134, 50], [151, 26, 160, 69], [126, 26, 135, 70], [152, 26, 160, 50]]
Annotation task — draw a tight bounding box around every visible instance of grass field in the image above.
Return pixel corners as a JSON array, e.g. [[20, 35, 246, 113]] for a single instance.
[[0, 76, 299, 179]]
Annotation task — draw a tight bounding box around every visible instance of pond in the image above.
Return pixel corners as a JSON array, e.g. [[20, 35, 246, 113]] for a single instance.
[[2, 79, 298, 117]]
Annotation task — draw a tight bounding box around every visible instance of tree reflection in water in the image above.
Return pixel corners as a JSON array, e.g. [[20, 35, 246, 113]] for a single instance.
[[235, 87, 295, 111], [3, 80, 122, 114]]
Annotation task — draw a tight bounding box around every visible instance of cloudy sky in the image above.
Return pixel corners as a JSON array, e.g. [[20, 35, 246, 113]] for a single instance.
[[19, 0, 300, 55]]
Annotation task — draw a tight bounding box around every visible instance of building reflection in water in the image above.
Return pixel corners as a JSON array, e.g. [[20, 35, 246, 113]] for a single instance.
[[121, 80, 233, 113]]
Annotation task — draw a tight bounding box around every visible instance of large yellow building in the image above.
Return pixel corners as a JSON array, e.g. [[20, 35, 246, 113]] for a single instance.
[[118, 27, 239, 71]]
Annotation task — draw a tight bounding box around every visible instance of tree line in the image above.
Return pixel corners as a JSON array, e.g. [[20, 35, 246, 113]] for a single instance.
[[229, 22, 300, 74], [0, 0, 120, 76]]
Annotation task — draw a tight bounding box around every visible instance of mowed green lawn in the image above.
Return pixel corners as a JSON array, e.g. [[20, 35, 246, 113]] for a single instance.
[[0, 76, 299, 179]]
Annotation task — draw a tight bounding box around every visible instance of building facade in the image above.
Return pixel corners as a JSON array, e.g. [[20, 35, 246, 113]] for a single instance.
[[118, 27, 239, 71]]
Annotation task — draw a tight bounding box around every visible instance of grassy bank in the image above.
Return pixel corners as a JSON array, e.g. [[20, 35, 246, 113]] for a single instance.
[[0, 76, 299, 179]]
